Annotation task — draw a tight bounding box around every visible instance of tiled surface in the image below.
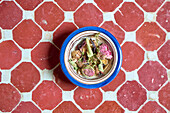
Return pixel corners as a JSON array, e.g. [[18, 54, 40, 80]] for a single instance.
[[0, 0, 169, 112]]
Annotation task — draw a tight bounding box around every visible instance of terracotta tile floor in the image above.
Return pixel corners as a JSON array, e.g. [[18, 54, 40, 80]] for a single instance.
[[0, 0, 169, 112]]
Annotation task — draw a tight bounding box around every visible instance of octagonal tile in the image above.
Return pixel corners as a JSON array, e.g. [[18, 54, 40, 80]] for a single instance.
[[94, 0, 123, 12], [121, 42, 144, 72], [159, 82, 170, 110], [31, 42, 60, 70], [117, 81, 147, 111], [95, 101, 124, 113], [157, 2, 170, 32], [11, 62, 40, 92], [35, 2, 64, 31], [136, 22, 166, 51], [114, 2, 144, 31], [32, 81, 62, 110], [158, 40, 170, 69], [138, 61, 167, 91], [53, 101, 81, 113], [74, 3, 103, 28], [16, 0, 43, 10], [53, 65, 77, 91], [102, 70, 125, 91], [74, 87, 102, 110], [0, 41, 21, 69], [53, 22, 77, 49], [12, 101, 41, 113], [0, 1, 22, 29], [0, 84, 21, 112], [13, 20, 42, 49], [101, 21, 125, 44]]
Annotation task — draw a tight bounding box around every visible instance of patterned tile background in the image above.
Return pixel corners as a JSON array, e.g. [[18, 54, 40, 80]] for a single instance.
[[0, 0, 169, 113]]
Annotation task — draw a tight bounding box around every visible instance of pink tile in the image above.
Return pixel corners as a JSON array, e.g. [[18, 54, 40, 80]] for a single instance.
[[135, 0, 165, 12], [0, 84, 21, 112], [117, 81, 147, 111], [0, 41, 21, 69], [35, 2, 64, 31], [95, 101, 124, 113], [11, 62, 40, 92], [138, 61, 167, 91], [32, 81, 62, 110], [102, 70, 125, 91], [139, 101, 166, 113], [31, 42, 60, 70], [16, 0, 43, 10], [159, 82, 170, 110], [12, 102, 41, 113], [157, 2, 170, 32], [101, 21, 125, 44], [74, 87, 102, 110], [13, 20, 42, 49], [53, 101, 81, 113], [53, 65, 77, 91], [74, 3, 103, 28], [0, 1, 22, 29], [94, 0, 123, 12], [53, 22, 78, 49], [55, 0, 83, 11], [121, 42, 144, 72], [158, 40, 170, 69], [136, 22, 166, 51], [114, 2, 144, 31]]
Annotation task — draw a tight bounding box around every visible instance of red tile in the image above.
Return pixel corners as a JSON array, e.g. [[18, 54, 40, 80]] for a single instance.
[[55, 0, 83, 11], [53, 101, 81, 113], [74, 87, 102, 110], [138, 61, 168, 91], [139, 101, 166, 113], [117, 81, 147, 111], [159, 82, 170, 110], [35, 2, 64, 31], [53, 22, 77, 49], [0, 1, 22, 29], [13, 20, 42, 49], [11, 62, 40, 92], [12, 101, 41, 113], [121, 42, 144, 72], [158, 41, 170, 69], [74, 3, 103, 28], [95, 101, 124, 113], [157, 2, 170, 32], [0, 84, 21, 112], [102, 70, 125, 91], [101, 21, 125, 44], [53, 65, 77, 91], [31, 42, 60, 70], [94, 0, 123, 12], [135, 0, 164, 12], [0, 41, 21, 69], [16, 0, 43, 10], [32, 81, 62, 110], [114, 2, 144, 31], [136, 22, 166, 51]]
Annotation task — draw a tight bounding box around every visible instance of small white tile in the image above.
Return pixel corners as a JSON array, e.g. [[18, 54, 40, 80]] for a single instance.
[[84, 0, 94, 3], [23, 11, 34, 20], [41, 69, 54, 81], [42, 110, 52, 113], [167, 70, 170, 81], [22, 49, 31, 61], [126, 71, 139, 81], [103, 12, 113, 21], [123, 0, 135, 2], [64, 12, 74, 22], [144, 12, 156, 22], [42, 31, 53, 42], [3, 30, 13, 40], [167, 33, 170, 40], [103, 91, 116, 101], [21, 92, 32, 101], [147, 51, 158, 60], [62, 91, 73, 101], [125, 110, 138, 113], [1, 70, 11, 83], [83, 110, 95, 113], [148, 91, 158, 101], [125, 32, 136, 42]]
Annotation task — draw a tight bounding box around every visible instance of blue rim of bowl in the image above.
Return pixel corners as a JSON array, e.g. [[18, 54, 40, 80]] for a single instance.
[[60, 26, 122, 89]]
